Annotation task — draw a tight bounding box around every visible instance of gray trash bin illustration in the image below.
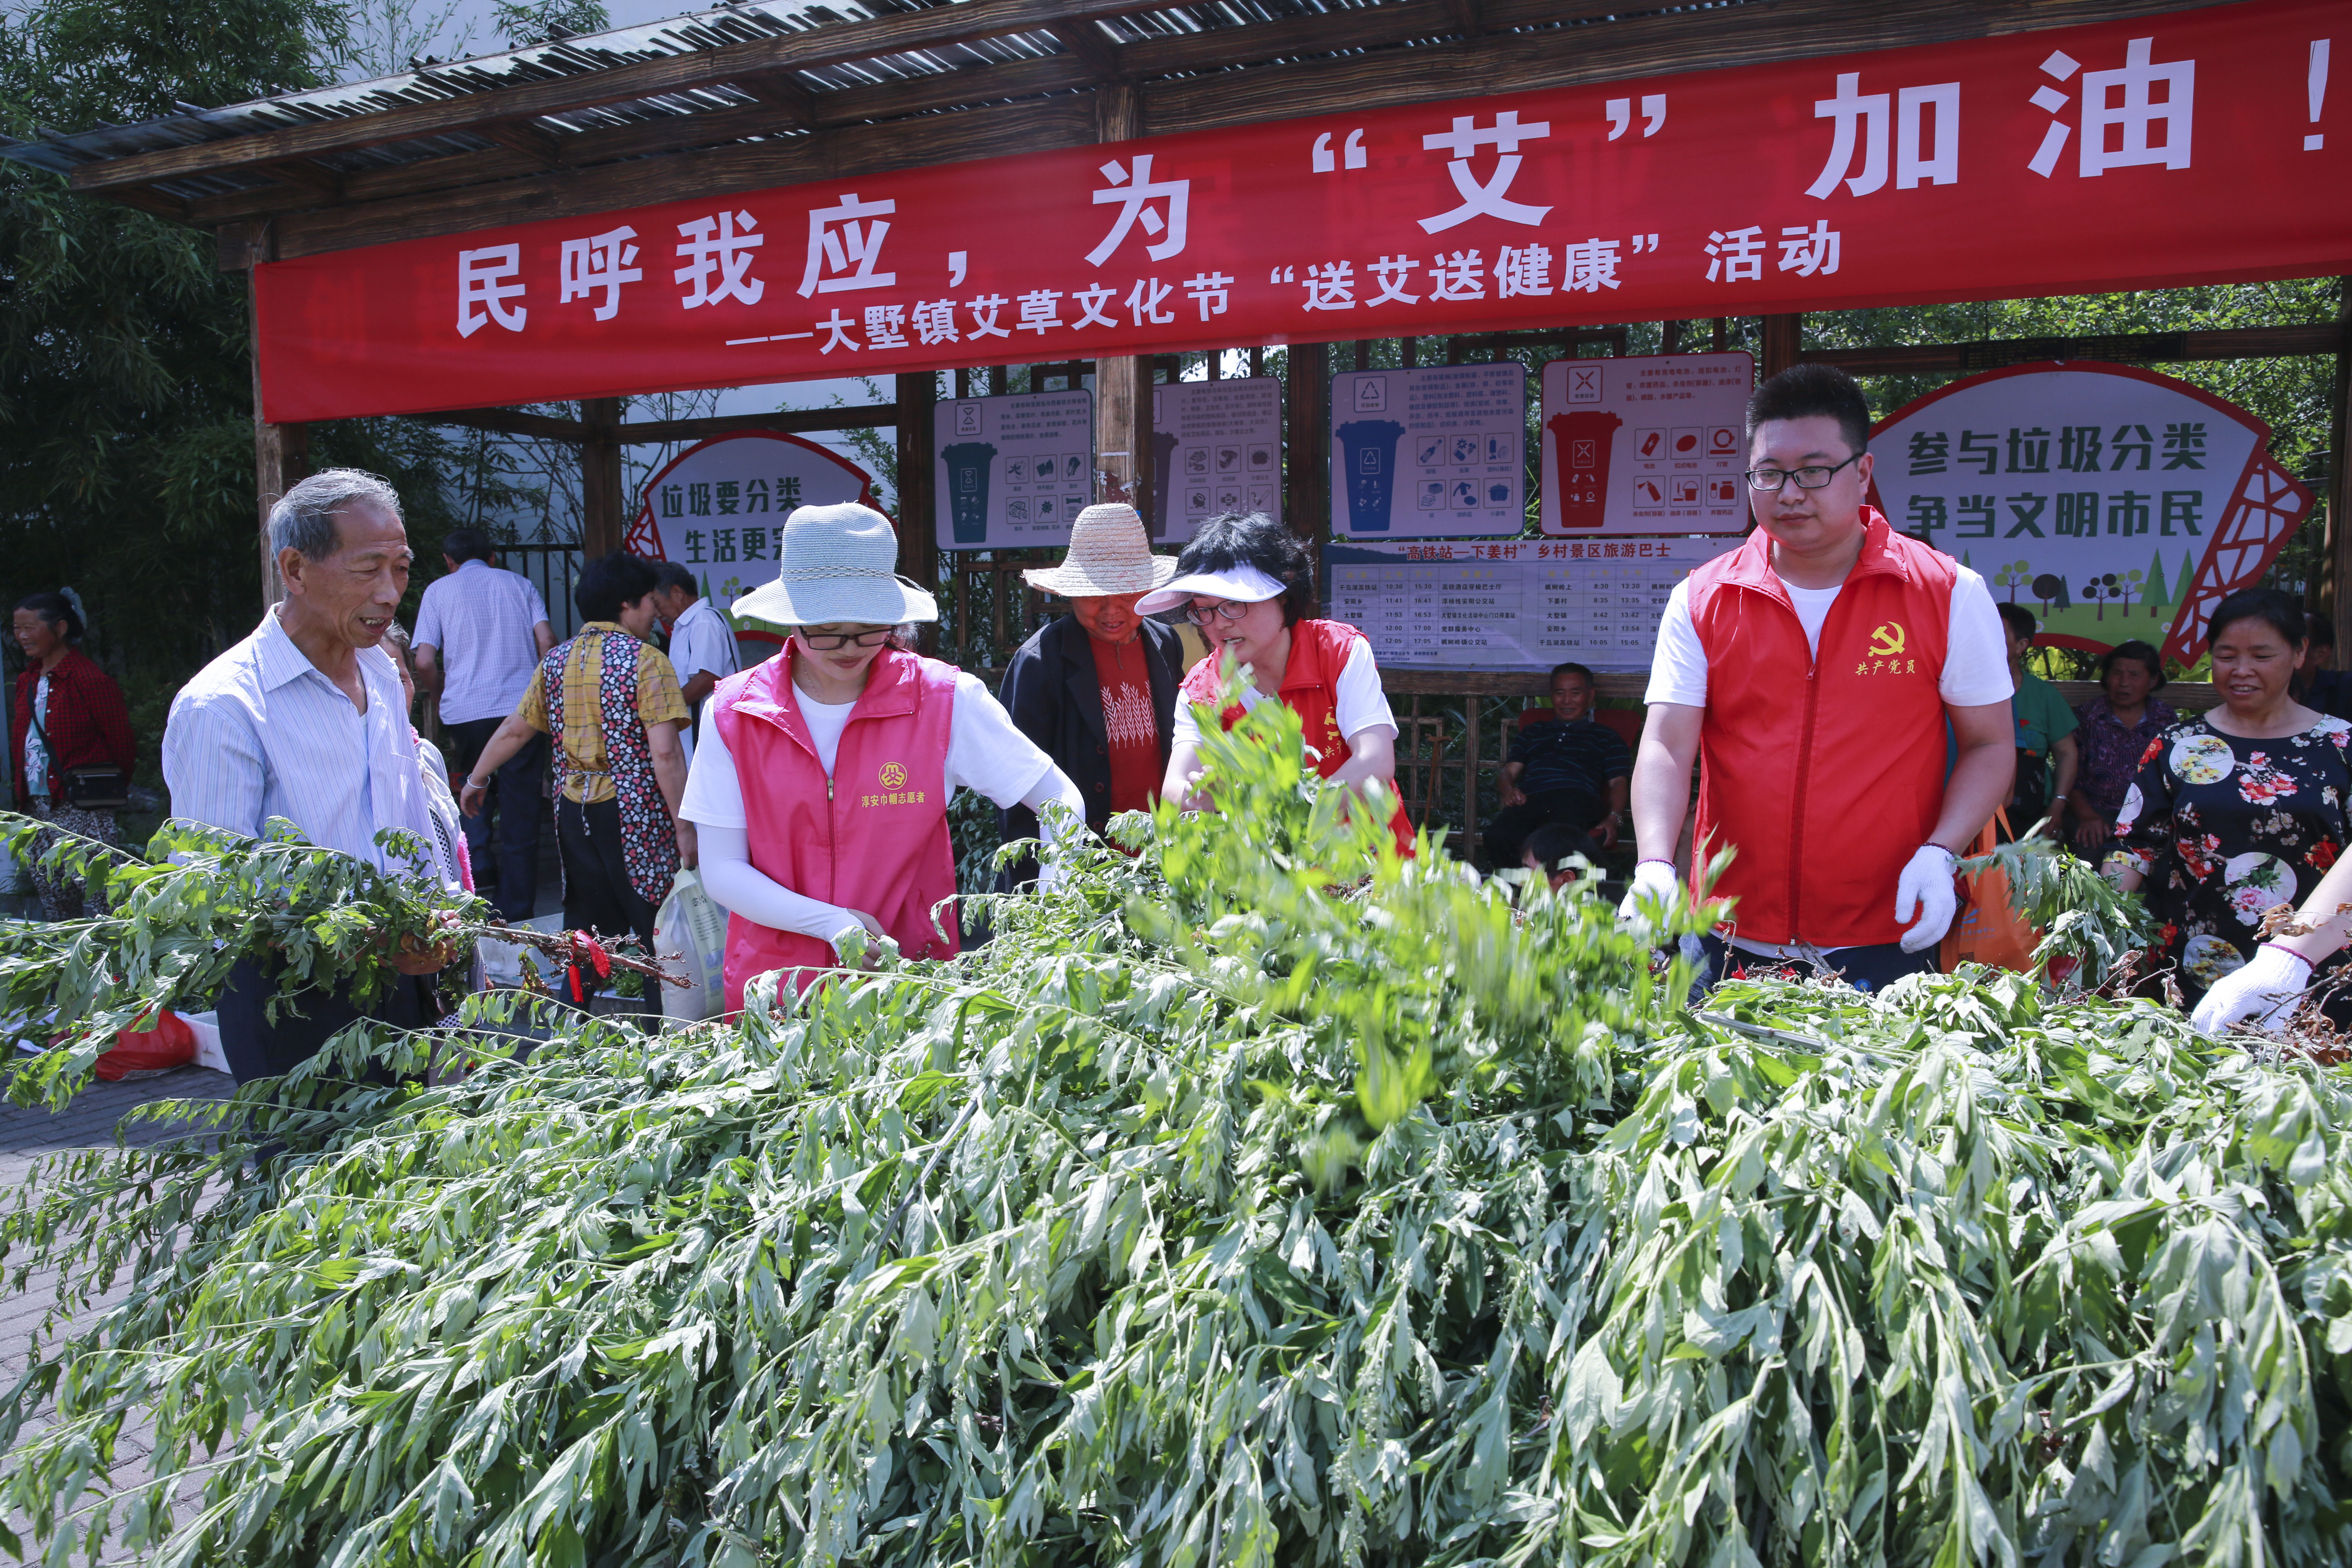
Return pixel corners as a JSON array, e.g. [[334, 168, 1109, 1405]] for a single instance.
[[1335, 420, 1407, 533], [1149, 430, 1181, 539], [942, 442, 997, 544]]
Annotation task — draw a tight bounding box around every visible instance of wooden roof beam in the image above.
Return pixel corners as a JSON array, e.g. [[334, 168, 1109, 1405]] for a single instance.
[[178, 7, 1449, 229], [70, 0, 1193, 196], [474, 120, 568, 168], [191, 52, 1098, 230], [1047, 20, 1123, 85], [733, 73, 818, 128], [260, 159, 344, 194]]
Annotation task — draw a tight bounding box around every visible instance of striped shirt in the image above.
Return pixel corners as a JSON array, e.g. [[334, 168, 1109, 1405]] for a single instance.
[[514, 622, 688, 804], [161, 609, 458, 888], [413, 559, 550, 725]]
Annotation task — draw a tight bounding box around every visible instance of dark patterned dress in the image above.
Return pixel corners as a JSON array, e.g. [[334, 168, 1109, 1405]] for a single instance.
[[2113, 713, 2352, 993]]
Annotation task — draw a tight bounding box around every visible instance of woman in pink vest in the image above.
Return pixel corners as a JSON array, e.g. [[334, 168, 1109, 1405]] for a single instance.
[[1140, 511, 1412, 856], [680, 503, 1084, 1012]]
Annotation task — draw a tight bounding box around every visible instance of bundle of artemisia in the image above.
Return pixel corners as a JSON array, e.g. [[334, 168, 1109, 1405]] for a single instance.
[[0, 696, 2346, 1568]]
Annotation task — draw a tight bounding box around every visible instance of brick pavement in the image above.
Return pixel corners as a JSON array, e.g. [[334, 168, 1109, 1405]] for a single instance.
[[1, 1066, 237, 1564]]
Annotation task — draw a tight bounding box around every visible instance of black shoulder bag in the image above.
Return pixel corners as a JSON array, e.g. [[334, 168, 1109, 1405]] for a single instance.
[[27, 685, 131, 810]]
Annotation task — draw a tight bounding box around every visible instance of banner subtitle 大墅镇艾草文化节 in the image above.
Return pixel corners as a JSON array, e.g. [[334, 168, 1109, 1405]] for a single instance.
[[253, 0, 2348, 422]]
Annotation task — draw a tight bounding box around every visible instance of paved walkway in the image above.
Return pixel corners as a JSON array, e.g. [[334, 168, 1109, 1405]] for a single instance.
[[1, 1066, 238, 1563]]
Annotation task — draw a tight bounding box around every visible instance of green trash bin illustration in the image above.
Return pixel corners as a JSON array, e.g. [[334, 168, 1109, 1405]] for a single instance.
[[942, 442, 997, 544], [1335, 420, 1406, 533]]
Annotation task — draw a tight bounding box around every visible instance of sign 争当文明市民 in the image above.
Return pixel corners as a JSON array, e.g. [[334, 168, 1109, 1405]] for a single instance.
[[1866, 362, 2315, 665], [253, 0, 2348, 423]]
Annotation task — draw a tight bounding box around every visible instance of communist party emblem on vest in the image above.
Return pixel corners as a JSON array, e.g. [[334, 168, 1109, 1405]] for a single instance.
[[878, 762, 908, 791], [1868, 621, 1907, 658]]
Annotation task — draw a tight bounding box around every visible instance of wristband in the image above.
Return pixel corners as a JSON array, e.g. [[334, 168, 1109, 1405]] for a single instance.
[[466, 776, 489, 791]]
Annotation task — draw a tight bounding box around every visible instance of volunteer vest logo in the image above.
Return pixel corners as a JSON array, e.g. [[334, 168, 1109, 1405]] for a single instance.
[[1856, 619, 1920, 678], [861, 758, 927, 809]]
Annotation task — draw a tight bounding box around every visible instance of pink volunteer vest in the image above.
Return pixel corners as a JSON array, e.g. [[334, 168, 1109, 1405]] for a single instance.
[[710, 646, 960, 1012]]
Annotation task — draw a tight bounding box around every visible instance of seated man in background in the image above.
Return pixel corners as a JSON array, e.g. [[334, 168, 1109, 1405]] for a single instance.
[[1520, 820, 1601, 895], [1482, 662, 1630, 870], [1997, 602, 2078, 837]]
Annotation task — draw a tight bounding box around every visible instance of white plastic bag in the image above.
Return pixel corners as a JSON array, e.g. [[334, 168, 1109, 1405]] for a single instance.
[[655, 867, 731, 1025]]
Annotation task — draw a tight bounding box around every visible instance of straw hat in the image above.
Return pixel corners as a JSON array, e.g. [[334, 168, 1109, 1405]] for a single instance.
[[1020, 503, 1180, 599], [731, 503, 939, 629]]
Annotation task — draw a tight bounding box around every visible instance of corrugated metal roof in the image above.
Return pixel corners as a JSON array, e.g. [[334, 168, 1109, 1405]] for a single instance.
[[0, 0, 1459, 206]]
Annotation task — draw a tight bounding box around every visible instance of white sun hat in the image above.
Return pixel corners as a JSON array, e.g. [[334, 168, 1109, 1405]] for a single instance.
[[730, 502, 939, 631], [1020, 503, 1180, 598], [1135, 562, 1289, 616]]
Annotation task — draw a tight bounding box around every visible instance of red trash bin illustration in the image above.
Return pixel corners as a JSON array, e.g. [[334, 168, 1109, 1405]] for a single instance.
[[1547, 411, 1622, 530]]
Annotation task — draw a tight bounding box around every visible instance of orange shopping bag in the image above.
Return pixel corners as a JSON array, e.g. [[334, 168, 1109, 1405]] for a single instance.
[[1940, 811, 2042, 974]]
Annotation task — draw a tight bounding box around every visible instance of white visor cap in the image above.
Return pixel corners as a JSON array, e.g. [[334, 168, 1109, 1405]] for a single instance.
[[1135, 564, 1289, 617]]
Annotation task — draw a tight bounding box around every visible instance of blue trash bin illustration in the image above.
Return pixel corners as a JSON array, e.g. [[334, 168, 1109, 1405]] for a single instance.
[[1335, 420, 1407, 533], [942, 442, 997, 544]]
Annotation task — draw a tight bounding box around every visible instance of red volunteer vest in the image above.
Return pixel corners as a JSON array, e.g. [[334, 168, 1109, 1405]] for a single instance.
[[711, 647, 960, 1012], [1686, 510, 1955, 947], [1179, 618, 1415, 857]]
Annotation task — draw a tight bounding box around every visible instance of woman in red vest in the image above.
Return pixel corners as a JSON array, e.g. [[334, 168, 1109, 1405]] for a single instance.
[[680, 503, 1083, 1013], [1140, 512, 1412, 855]]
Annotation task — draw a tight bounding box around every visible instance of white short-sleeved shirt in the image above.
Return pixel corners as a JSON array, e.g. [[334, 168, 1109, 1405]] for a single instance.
[[1643, 565, 2013, 710], [412, 560, 551, 725], [163, 612, 458, 890], [681, 669, 1055, 830], [1170, 635, 1399, 749], [665, 597, 740, 685]]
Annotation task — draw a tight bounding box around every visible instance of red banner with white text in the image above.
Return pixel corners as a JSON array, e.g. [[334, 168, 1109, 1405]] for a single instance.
[[255, 0, 2348, 423]]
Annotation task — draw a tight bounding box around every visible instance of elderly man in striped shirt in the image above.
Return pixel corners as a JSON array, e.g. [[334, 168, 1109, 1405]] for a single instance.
[[163, 469, 466, 1087]]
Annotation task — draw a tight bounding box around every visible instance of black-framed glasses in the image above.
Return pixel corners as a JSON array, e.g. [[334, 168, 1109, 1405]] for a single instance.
[[1184, 600, 1256, 627], [798, 626, 893, 650], [1745, 451, 1865, 492]]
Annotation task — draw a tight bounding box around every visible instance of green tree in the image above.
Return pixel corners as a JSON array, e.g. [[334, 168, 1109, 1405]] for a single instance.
[[2142, 547, 2174, 623], [1992, 557, 2032, 602], [0, 0, 559, 787]]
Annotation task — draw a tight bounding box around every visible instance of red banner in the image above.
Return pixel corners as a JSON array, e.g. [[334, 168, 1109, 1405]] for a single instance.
[[255, 0, 2348, 423]]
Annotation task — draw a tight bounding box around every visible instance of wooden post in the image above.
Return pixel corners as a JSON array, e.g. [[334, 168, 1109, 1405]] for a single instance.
[[895, 371, 940, 654], [579, 397, 624, 558], [1286, 339, 1330, 550], [2331, 280, 2352, 658], [1091, 84, 1154, 532], [249, 269, 307, 605], [1760, 314, 1803, 380]]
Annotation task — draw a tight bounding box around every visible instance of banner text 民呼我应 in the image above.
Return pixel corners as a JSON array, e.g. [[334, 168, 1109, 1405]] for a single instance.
[[253, 0, 2347, 423]]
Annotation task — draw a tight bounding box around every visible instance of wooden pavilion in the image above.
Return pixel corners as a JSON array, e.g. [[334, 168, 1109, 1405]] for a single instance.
[[6, 0, 2346, 853]]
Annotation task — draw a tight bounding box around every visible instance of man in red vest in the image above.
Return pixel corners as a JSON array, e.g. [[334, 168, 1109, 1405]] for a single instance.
[[1624, 364, 2015, 991]]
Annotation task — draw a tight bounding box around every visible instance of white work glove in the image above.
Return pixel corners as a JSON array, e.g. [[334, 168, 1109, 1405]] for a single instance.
[[1893, 844, 1959, 954], [1618, 859, 1683, 922], [2191, 944, 2313, 1037]]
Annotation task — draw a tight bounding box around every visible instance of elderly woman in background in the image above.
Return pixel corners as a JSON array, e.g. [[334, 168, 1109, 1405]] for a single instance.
[[2067, 639, 2176, 855], [10, 591, 135, 920], [2111, 590, 2351, 1004], [996, 503, 1184, 886]]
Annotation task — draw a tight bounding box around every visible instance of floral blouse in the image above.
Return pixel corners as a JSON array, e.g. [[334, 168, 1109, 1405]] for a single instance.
[[2114, 713, 2352, 989], [2072, 695, 2178, 820]]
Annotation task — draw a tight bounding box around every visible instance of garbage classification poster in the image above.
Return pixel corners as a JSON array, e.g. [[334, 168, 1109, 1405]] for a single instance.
[[255, 0, 2349, 421]]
